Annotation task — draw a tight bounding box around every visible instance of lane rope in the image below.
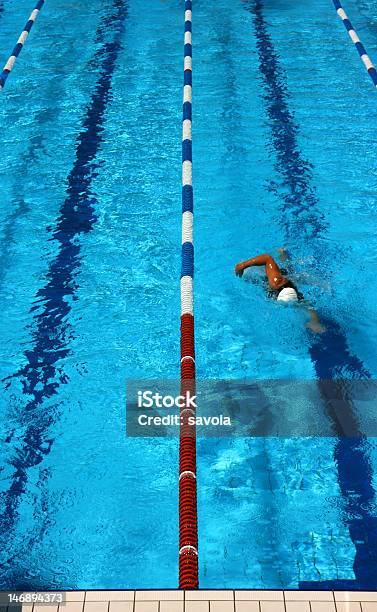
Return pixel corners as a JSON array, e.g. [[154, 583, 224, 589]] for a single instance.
[[332, 0, 377, 88], [179, 0, 199, 591], [0, 0, 45, 90]]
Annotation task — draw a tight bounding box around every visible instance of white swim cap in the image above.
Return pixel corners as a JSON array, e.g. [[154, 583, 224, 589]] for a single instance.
[[277, 286, 298, 302]]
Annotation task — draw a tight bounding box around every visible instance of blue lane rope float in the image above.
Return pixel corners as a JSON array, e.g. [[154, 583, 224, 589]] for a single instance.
[[332, 0, 377, 88], [0, 0, 45, 90]]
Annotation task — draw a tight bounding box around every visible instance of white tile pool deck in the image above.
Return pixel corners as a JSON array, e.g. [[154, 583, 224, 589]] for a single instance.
[[12, 591, 377, 612]]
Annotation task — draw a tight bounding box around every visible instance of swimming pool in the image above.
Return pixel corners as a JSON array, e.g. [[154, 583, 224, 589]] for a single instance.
[[1, 0, 377, 590]]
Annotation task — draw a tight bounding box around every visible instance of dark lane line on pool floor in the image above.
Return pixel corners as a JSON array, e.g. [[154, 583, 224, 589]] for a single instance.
[[244, 0, 377, 589], [244, 0, 327, 244], [0, 5, 113, 292], [0, 0, 128, 585]]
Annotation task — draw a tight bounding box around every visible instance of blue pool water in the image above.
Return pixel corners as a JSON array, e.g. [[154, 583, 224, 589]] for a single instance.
[[1, 0, 377, 590]]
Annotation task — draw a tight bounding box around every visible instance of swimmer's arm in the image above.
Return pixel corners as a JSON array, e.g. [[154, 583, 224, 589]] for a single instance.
[[306, 308, 326, 334], [235, 254, 272, 277], [277, 247, 290, 263]]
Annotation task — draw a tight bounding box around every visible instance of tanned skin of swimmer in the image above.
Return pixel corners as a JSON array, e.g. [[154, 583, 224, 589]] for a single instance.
[[235, 253, 288, 290], [234, 251, 326, 334]]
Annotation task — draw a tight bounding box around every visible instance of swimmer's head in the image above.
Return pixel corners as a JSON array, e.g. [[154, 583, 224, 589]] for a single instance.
[[277, 286, 298, 303]]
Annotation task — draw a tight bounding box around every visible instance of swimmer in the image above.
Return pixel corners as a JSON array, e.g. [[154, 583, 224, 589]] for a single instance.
[[235, 250, 325, 333]]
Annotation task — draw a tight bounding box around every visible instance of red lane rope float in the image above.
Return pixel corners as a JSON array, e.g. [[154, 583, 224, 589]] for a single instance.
[[179, 0, 198, 590], [179, 331, 198, 589]]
